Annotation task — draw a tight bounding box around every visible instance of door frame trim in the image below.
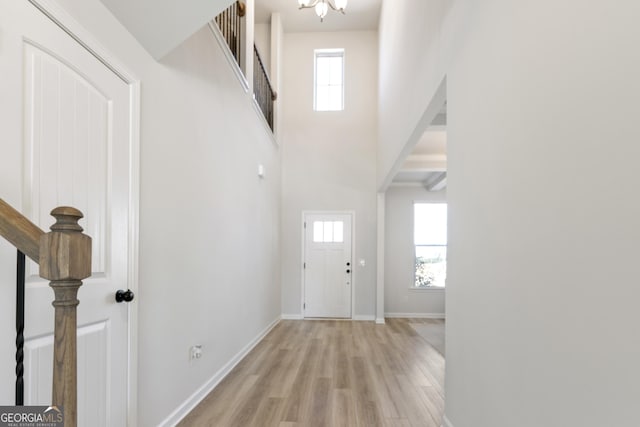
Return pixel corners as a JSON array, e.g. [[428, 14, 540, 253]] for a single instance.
[[301, 210, 355, 319], [28, 1, 141, 424]]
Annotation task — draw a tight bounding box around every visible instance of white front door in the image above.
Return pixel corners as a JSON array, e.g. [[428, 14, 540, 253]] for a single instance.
[[304, 213, 352, 318], [0, 2, 134, 425]]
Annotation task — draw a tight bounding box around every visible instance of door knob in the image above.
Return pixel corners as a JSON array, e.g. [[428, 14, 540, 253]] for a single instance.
[[346, 269, 351, 274], [346, 262, 350, 266], [115, 289, 135, 303]]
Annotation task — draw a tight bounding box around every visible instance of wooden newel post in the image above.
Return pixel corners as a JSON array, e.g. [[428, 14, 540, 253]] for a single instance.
[[39, 207, 92, 427]]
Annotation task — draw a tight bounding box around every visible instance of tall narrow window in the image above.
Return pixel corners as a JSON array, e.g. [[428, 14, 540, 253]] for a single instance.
[[314, 49, 344, 111], [414, 203, 447, 288]]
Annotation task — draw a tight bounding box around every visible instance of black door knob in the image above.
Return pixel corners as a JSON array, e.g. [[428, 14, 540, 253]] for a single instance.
[[346, 269, 351, 274], [115, 289, 135, 303], [346, 262, 351, 266]]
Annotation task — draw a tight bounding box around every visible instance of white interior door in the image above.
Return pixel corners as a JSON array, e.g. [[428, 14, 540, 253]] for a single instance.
[[0, 2, 133, 425], [304, 213, 352, 318]]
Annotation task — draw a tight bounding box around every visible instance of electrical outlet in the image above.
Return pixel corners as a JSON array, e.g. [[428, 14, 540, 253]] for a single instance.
[[190, 345, 203, 360]]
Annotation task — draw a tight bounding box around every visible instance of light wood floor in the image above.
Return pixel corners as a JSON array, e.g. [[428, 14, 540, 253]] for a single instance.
[[178, 318, 445, 427]]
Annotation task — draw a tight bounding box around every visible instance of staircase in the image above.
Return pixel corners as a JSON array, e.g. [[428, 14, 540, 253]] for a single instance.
[[0, 198, 92, 427]]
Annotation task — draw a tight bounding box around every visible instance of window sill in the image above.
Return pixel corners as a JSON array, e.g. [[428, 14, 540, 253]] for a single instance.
[[409, 287, 445, 292]]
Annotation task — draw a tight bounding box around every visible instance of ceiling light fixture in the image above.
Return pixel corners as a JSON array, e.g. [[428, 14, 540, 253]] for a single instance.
[[298, 0, 347, 22]]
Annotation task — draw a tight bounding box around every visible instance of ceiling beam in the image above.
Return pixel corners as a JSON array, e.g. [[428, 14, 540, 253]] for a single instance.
[[424, 172, 447, 192]]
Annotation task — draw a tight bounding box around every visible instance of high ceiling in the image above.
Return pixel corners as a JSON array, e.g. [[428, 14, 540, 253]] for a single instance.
[[254, 0, 382, 32], [252, 0, 446, 189]]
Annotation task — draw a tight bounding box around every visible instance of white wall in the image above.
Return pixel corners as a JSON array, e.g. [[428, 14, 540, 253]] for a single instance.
[[446, 1, 640, 425], [280, 31, 378, 318], [270, 13, 284, 138], [377, 0, 454, 187], [382, 0, 640, 426], [138, 29, 281, 427], [385, 186, 445, 317], [7, 1, 282, 426]]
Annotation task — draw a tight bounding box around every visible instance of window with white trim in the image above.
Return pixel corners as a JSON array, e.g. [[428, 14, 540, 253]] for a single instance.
[[414, 203, 447, 288], [314, 49, 344, 111]]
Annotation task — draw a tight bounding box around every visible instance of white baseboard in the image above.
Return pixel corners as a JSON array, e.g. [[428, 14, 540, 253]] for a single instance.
[[442, 415, 454, 427], [158, 316, 281, 426], [385, 312, 446, 319], [353, 314, 375, 321], [281, 314, 376, 321], [281, 313, 303, 320], [375, 317, 386, 324]]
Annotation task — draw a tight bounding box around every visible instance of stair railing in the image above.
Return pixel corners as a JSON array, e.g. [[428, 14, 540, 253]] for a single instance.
[[0, 198, 92, 427], [214, 1, 246, 65], [253, 44, 277, 131]]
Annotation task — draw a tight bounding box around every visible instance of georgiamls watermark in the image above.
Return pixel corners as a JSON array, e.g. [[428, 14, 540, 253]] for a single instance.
[[0, 406, 63, 427]]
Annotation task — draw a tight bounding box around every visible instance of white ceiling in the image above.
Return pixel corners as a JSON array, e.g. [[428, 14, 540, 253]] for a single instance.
[[97, 0, 381, 60], [392, 130, 448, 187], [412, 130, 447, 156], [391, 99, 447, 187], [99, 0, 233, 59], [255, 0, 382, 32]]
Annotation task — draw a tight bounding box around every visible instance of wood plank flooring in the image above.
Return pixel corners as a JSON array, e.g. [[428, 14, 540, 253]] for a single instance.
[[178, 318, 445, 427]]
